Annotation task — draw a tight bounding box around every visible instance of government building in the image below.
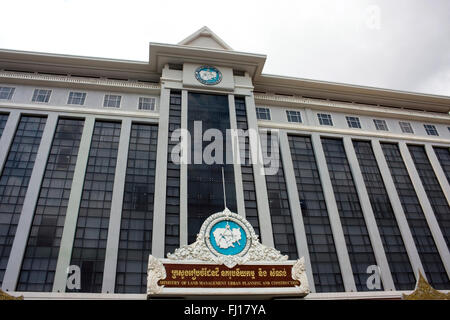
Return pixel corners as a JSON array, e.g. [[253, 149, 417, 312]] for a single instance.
[[0, 27, 449, 299]]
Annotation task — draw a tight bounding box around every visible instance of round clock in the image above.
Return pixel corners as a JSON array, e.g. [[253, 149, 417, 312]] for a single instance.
[[195, 65, 223, 85]]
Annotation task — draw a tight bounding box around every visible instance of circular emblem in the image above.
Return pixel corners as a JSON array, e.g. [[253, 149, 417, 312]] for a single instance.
[[205, 215, 251, 257], [195, 65, 222, 85]]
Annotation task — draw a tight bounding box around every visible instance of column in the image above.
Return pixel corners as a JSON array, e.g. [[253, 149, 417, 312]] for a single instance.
[[425, 144, 450, 207], [244, 94, 274, 247], [101, 119, 132, 293], [179, 90, 188, 246], [228, 94, 246, 218], [151, 88, 171, 257], [0, 110, 20, 175]]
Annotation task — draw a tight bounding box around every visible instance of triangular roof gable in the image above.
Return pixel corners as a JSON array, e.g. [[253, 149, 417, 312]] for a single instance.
[[178, 26, 233, 50]]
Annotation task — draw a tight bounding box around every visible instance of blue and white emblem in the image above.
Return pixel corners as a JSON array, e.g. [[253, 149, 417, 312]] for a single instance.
[[195, 65, 222, 85], [210, 220, 247, 256]]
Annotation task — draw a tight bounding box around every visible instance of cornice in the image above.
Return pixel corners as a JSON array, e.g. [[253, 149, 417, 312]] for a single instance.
[[0, 70, 161, 94], [257, 120, 450, 145], [254, 93, 450, 124]]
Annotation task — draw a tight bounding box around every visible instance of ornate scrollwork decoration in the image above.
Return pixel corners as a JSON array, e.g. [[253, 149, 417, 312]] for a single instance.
[[167, 208, 288, 268], [0, 289, 23, 300], [402, 271, 450, 300], [146, 255, 167, 295], [291, 257, 310, 294]]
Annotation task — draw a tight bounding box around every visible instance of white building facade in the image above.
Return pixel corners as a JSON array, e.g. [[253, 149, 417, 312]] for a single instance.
[[0, 27, 449, 299]]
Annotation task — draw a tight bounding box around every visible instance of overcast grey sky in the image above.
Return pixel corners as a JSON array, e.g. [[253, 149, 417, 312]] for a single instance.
[[1, 0, 449, 97]]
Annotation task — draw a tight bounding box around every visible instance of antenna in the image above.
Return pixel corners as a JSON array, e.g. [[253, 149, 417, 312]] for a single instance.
[[222, 166, 227, 209]]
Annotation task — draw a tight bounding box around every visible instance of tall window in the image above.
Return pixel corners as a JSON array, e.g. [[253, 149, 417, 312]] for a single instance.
[[353, 140, 415, 290], [115, 123, 158, 294], [164, 91, 181, 255], [0, 87, 15, 100], [381, 143, 449, 289], [235, 97, 260, 236], [69, 121, 121, 293], [103, 95, 121, 108], [288, 135, 344, 292], [433, 147, 450, 184], [322, 137, 380, 291], [317, 113, 333, 126], [256, 107, 271, 120], [408, 145, 450, 247], [32, 89, 52, 103], [18, 119, 84, 292], [0, 114, 8, 138], [0, 116, 47, 286], [68, 92, 87, 105], [346, 116, 361, 129], [264, 131, 298, 259], [187, 93, 237, 244]]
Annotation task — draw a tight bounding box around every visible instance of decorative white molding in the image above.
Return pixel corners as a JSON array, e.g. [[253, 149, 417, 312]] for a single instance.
[[254, 93, 450, 122], [147, 256, 167, 295], [167, 208, 288, 268], [0, 70, 160, 92], [292, 257, 310, 294]]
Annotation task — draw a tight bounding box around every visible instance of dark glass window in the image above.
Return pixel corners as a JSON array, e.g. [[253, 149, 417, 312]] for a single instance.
[[381, 143, 449, 289], [164, 91, 181, 255], [32, 89, 51, 103], [288, 135, 344, 292], [264, 131, 298, 259], [115, 123, 158, 294], [286, 110, 302, 123], [321, 137, 381, 291], [373, 119, 388, 131], [69, 121, 121, 293], [0, 114, 8, 138], [103, 95, 121, 108], [346, 116, 361, 129], [67, 92, 87, 105], [0, 87, 15, 100], [187, 93, 237, 244], [256, 107, 271, 120], [317, 113, 333, 126], [17, 118, 84, 292], [433, 147, 450, 184], [399, 122, 414, 134], [235, 97, 260, 237], [424, 124, 439, 136], [353, 140, 415, 290], [0, 116, 47, 286], [408, 145, 450, 247]]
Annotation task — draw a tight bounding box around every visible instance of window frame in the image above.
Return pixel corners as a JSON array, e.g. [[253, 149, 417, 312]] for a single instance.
[[373, 119, 389, 131], [138, 97, 156, 111], [424, 124, 439, 136], [317, 113, 333, 126], [103, 94, 122, 108], [0, 87, 15, 100], [286, 110, 302, 123], [256, 107, 271, 120], [31, 88, 52, 103], [346, 116, 362, 129], [399, 121, 414, 134], [67, 91, 87, 106]]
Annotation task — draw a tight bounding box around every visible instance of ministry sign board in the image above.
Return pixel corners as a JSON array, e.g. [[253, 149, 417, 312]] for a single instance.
[[147, 208, 310, 297]]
